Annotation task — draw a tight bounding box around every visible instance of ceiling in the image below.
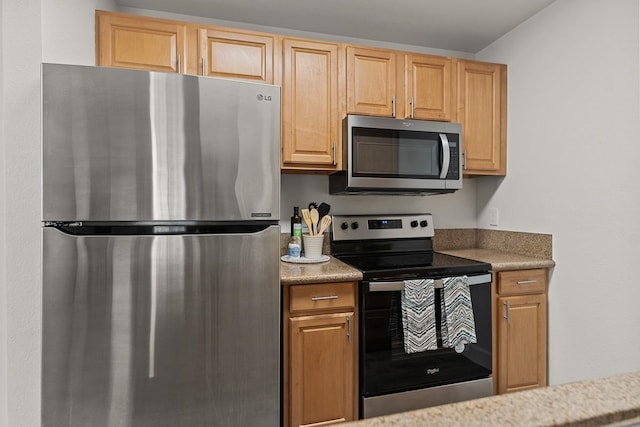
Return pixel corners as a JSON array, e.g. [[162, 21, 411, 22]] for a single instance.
[[115, 0, 557, 53]]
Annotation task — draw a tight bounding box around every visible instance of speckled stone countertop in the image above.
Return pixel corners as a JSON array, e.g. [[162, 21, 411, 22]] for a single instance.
[[279, 228, 555, 283], [281, 256, 362, 285], [435, 228, 555, 271], [338, 371, 640, 427], [438, 248, 556, 271]]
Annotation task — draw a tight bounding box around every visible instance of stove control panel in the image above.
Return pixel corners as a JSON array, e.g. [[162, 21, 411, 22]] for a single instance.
[[331, 214, 435, 241]]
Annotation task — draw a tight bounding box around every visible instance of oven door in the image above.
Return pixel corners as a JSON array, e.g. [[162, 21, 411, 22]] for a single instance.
[[360, 273, 492, 417]]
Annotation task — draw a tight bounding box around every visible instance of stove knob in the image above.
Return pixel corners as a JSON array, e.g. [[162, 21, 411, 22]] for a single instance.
[[351, 222, 359, 230], [410, 220, 419, 228], [420, 220, 429, 228], [340, 222, 349, 230]]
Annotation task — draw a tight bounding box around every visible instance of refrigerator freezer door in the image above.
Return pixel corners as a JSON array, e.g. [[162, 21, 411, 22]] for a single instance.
[[42, 64, 280, 222], [42, 226, 281, 427]]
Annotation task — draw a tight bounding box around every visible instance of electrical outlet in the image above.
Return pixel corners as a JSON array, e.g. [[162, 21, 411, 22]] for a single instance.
[[489, 208, 499, 227]]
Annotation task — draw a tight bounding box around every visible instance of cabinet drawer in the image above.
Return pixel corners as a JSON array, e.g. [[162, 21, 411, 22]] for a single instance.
[[290, 282, 355, 313], [498, 269, 547, 295]]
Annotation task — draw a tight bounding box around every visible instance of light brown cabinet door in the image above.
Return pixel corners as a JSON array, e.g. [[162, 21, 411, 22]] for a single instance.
[[198, 27, 276, 83], [347, 47, 397, 117], [289, 312, 355, 427], [455, 59, 507, 175], [96, 11, 187, 73], [497, 293, 547, 394], [282, 38, 343, 171], [405, 54, 452, 121]]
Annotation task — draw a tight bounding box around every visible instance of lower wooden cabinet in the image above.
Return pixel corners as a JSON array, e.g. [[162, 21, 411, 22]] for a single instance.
[[495, 269, 548, 394], [283, 281, 358, 427]]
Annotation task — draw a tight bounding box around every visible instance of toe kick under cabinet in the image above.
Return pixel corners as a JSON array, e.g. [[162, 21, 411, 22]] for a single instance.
[[283, 281, 358, 427], [495, 268, 548, 394]]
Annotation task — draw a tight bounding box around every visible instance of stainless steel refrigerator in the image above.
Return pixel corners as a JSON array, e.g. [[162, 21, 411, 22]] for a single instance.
[[41, 64, 281, 426]]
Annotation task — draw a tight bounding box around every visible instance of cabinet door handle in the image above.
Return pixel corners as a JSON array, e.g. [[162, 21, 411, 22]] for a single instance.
[[503, 301, 511, 323], [391, 96, 396, 117], [311, 295, 338, 301], [202, 58, 205, 76], [439, 133, 450, 179], [410, 97, 414, 118], [347, 315, 352, 343], [177, 55, 181, 73], [332, 144, 337, 166], [462, 150, 467, 170], [517, 280, 537, 285]]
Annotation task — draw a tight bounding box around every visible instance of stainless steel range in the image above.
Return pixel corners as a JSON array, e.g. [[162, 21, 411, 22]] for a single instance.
[[330, 214, 493, 419]]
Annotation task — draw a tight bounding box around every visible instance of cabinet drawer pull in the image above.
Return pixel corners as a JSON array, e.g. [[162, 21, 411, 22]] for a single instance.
[[311, 295, 338, 301], [503, 301, 511, 323], [516, 280, 537, 285]]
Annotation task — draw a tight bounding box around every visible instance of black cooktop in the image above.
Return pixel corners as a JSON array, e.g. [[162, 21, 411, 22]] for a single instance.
[[334, 251, 491, 280]]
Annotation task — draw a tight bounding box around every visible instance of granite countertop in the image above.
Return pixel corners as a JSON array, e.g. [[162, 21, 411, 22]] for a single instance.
[[279, 228, 555, 284], [338, 371, 640, 427], [438, 248, 556, 271], [280, 256, 362, 285]]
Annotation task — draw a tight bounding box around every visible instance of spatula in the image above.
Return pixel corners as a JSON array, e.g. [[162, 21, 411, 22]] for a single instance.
[[317, 215, 332, 235], [301, 208, 313, 235], [309, 208, 319, 236]]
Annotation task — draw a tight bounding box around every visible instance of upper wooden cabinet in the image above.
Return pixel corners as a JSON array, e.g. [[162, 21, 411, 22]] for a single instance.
[[455, 59, 507, 175], [404, 53, 453, 121], [95, 11, 508, 174], [198, 27, 278, 83], [96, 11, 189, 74], [282, 38, 344, 171], [346, 46, 397, 117]]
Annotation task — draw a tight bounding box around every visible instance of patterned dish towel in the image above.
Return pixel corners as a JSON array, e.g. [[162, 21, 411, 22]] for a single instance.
[[401, 279, 437, 353], [442, 276, 477, 347]]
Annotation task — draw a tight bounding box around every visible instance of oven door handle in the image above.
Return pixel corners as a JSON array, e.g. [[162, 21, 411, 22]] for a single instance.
[[368, 273, 492, 292]]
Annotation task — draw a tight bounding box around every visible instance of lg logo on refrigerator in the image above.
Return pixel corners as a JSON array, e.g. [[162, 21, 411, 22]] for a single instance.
[[257, 94, 272, 101]]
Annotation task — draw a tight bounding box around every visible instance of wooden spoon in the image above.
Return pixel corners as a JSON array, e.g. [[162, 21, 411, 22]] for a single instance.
[[309, 208, 319, 236], [301, 209, 313, 235], [317, 215, 332, 235]]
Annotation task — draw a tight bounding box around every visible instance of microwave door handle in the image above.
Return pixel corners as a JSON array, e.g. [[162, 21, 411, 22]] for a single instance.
[[439, 133, 450, 179]]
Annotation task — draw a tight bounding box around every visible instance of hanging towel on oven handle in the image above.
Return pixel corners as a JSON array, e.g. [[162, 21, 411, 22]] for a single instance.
[[401, 279, 438, 353], [442, 275, 477, 348]]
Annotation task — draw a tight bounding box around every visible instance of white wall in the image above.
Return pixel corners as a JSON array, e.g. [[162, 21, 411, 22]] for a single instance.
[[476, 0, 640, 385], [1, 0, 42, 425], [0, 0, 7, 424], [43, 0, 116, 64], [280, 175, 477, 230], [0, 1, 115, 425]]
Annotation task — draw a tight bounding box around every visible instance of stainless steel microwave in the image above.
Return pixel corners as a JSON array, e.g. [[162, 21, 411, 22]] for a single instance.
[[329, 115, 463, 195]]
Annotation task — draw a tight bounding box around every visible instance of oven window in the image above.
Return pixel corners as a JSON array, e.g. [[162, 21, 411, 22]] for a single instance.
[[352, 128, 441, 178], [361, 282, 492, 397]]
